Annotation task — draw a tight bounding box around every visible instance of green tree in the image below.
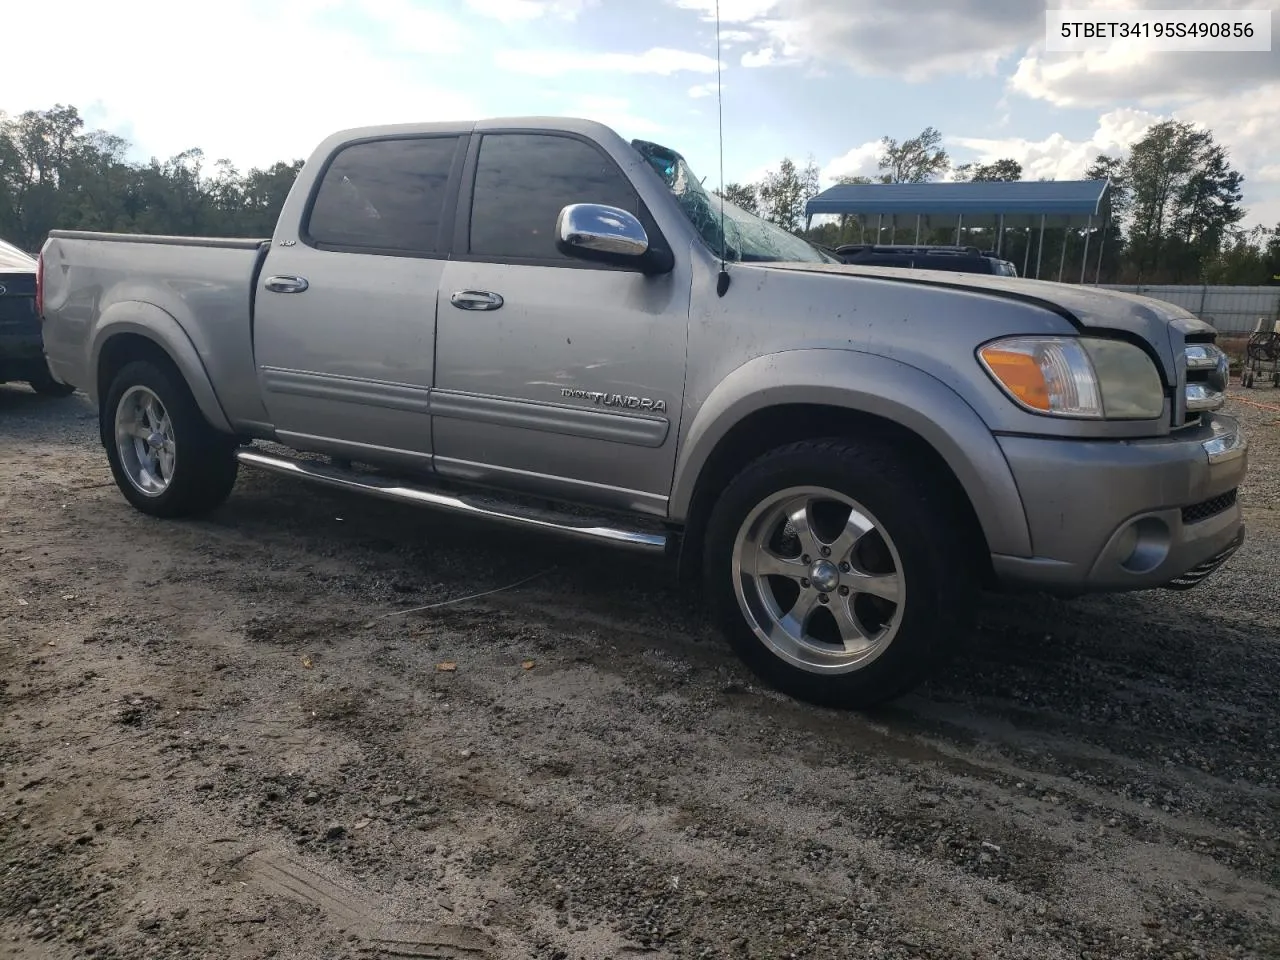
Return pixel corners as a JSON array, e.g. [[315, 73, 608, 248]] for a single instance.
[[1083, 154, 1129, 283], [877, 127, 949, 184], [1203, 227, 1268, 284], [830, 174, 873, 243], [715, 181, 759, 215], [953, 158, 1022, 182], [758, 156, 820, 232], [1266, 223, 1280, 283], [1123, 120, 1245, 282], [0, 104, 304, 251]]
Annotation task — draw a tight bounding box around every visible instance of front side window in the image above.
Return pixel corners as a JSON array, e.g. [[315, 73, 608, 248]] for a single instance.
[[469, 133, 641, 261], [306, 137, 460, 255]]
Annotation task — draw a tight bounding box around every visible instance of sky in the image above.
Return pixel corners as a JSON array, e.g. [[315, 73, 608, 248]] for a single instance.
[[4, 0, 1278, 229]]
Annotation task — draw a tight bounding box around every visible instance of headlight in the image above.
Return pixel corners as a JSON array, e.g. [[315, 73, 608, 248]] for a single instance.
[[977, 336, 1164, 420]]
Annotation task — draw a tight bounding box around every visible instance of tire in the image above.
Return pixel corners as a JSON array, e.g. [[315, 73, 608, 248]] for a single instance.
[[27, 368, 77, 397], [103, 358, 239, 518], [703, 437, 977, 710]]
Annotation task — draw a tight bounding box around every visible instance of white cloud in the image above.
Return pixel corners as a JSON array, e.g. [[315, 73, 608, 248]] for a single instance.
[[494, 47, 721, 76], [741, 48, 776, 67], [568, 96, 664, 136], [2, 0, 479, 170], [1010, 47, 1280, 108], [675, 0, 1278, 92], [674, 0, 1043, 81], [731, 162, 777, 187], [1173, 82, 1280, 227], [1176, 84, 1280, 182], [672, 0, 781, 20], [951, 108, 1161, 181], [467, 0, 595, 19], [950, 102, 1280, 227], [360, 0, 467, 52], [1008, 0, 1279, 107], [688, 81, 724, 99], [821, 140, 881, 184]]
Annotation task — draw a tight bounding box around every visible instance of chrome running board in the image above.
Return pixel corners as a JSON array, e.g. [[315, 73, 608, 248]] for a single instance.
[[235, 448, 668, 554]]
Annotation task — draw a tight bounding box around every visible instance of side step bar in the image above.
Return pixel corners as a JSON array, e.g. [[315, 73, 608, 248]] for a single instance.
[[235, 448, 669, 554]]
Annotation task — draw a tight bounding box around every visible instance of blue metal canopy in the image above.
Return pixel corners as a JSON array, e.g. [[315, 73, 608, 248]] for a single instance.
[[805, 179, 1111, 228]]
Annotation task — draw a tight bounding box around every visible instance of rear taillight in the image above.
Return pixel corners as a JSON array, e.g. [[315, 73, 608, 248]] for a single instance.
[[35, 252, 44, 318]]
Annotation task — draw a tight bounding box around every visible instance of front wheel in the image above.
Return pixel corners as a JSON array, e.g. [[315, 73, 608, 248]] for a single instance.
[[703, 438, 977, 709], [103, 359, 239, 518]]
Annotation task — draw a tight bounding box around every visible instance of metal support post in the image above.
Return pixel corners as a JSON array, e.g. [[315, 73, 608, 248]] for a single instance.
[[1079, 215, 1092, 283], [1035, 214, 1045, 279]]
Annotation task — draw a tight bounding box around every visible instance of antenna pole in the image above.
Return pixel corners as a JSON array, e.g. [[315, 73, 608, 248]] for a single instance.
[[715, 0, 730, 296]]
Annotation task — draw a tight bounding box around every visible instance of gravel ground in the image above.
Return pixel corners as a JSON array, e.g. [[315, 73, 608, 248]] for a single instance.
[[1, 384, 1278, 960]]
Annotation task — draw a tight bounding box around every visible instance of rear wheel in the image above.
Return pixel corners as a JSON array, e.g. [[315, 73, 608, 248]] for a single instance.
[[703, 437, 976, 709], [103, 359, 239, 518]]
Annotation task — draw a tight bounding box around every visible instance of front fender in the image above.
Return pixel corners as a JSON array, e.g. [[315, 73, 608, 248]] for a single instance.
[[670, 348, 1032, 558], [90, 300, 233, 433]]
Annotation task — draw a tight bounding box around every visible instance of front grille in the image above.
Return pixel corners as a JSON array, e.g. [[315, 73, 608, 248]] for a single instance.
[[1181, 488, 1237, 524], [1175, 332, 1226, 428]]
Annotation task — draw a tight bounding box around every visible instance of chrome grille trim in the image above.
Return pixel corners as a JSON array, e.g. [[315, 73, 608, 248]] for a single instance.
[[1185, 382, 1226, 412], [1184, 344, 1222, 370], [1179, 339, 1227, 422]]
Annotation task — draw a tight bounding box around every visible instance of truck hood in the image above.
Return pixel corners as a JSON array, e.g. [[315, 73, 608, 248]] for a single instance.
[[762, 261, 1211, 383]]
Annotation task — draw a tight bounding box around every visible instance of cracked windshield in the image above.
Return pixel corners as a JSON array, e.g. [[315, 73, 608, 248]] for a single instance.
[[633, 139, 838, 264]]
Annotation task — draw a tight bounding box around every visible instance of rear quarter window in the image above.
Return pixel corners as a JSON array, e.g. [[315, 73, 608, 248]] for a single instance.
[[306, 136, 461, 256]]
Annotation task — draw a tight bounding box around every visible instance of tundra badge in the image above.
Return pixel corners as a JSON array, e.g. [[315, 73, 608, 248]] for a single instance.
[[561, 388, 667, 413]]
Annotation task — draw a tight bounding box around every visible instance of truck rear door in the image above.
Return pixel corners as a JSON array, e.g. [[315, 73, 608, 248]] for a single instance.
[[431, 130, 691, 518], [252, 133, 467, 470]]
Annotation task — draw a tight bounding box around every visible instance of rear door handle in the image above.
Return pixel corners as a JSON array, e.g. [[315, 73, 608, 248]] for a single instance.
[[265, 275, 310, 294], [450, 290, 503, 311]]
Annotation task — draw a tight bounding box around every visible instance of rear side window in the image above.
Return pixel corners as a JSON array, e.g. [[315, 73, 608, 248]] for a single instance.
[[306, 137, 460, 255], [469, 133, 641, 262]]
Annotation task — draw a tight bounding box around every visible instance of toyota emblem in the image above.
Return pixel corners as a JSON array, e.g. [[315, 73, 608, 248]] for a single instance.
[[0, 284, 7, 296]]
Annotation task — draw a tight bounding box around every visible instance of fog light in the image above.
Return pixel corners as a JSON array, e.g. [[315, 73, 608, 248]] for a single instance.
[[1114, 524, 1139, 565], [1117, 517, 1171, 574]]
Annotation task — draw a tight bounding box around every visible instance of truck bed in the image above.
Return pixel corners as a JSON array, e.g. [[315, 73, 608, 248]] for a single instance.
[[40, 230, 272, 426]]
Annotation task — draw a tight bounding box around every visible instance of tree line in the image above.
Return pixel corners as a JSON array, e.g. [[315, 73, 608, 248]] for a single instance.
[[720, 123, 1280, 285], [0, 105, 302, 252], [2, 104, 1277, 285]]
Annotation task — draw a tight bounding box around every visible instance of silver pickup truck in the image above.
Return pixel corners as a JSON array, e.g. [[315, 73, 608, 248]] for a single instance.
[[38, 117, 1248, 708]]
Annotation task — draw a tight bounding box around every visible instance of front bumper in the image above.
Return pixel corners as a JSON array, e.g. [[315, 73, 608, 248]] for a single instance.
[[991, 413, 1247, 593]]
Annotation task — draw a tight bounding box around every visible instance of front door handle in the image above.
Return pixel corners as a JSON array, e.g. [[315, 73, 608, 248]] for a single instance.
[[265, 275, 310, 294], [450, 290, 504, 311]]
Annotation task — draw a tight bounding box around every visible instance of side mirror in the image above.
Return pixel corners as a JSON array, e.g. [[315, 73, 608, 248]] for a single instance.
[[555, 204, 673, 274]]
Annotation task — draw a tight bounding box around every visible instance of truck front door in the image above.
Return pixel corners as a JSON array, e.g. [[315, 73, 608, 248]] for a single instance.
[[432, 130, 691, 518], [253, 133, 466, 471]]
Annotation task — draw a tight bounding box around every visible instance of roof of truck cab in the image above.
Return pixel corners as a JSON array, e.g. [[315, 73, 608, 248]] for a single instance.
[[323, 116, 623, 143]]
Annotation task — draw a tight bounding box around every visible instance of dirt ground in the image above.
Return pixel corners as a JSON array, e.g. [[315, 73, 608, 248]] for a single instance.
[[2, 385, 1279, 960]]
